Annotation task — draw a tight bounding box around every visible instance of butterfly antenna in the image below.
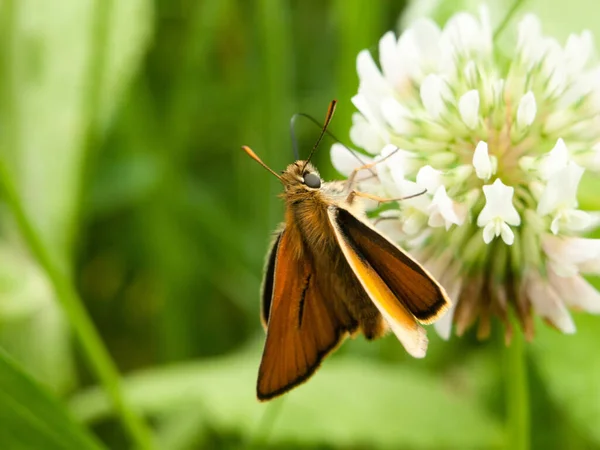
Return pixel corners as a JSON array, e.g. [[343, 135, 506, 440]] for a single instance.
[[302, 100, 337, 172], [290, 115, 300, 161], [241, 146, 282, 180], [290, 112, 375, 177]]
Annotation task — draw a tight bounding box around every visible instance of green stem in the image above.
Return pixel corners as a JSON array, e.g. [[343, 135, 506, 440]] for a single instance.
[[504, 328, 530, 450], [493, 0, 527, 42], [0, 163, 154, 449]]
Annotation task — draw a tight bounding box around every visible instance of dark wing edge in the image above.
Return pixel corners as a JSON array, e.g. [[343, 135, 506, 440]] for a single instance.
[[330, 207, 450, 324], [260, 231, 283, 330]]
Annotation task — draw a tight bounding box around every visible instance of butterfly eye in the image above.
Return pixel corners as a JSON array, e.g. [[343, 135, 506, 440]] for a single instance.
[[303, 172, 321, 188]]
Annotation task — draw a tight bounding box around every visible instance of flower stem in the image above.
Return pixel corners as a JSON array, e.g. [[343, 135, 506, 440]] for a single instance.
[[493, 0, 527, 42], [504, 327, 530, 450], [0, 162, 154, 449]]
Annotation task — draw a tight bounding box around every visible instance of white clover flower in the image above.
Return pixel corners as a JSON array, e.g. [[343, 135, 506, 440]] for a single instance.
[[331, 8, 600, 340]]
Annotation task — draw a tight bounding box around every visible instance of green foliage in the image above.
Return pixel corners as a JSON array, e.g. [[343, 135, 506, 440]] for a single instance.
[[532, 315, 600, 446], [0, 349, 105, 450], [70, 350, 504, 448], [0, 0, 598, 448]]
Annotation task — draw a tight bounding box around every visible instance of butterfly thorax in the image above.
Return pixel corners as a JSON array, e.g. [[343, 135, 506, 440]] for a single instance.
[[280, 160, 350, 261]]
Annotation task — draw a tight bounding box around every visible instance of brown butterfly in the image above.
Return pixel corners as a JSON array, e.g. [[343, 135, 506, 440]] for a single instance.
[[242, 100, 450, 401]]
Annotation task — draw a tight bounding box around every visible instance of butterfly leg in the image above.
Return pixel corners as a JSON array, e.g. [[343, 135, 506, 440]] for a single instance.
[[346, 189, 426, 206], [345, 147, 402, 192]]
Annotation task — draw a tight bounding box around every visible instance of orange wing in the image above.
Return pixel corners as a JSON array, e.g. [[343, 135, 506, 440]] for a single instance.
[[257, 229, 349, 401], [328, 207, 450, 357]]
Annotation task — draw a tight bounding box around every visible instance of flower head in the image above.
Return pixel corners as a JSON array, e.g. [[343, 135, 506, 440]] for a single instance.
[[332, 9, 600, 341]]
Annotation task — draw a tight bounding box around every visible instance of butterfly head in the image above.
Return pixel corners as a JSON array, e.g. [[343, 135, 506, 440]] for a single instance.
[[281, 160, 322, 193]]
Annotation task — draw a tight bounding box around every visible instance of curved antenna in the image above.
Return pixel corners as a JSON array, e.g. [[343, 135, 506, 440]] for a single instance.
[[290, 114, 300, 161], [290, 111, 375, 177], [301, 100, 337, 172]]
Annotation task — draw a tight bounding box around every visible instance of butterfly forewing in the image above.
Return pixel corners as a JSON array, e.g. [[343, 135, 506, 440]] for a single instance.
[[327, 206, 440, 358], [332, 207, 450, 323], [257, 229, 349, 401]]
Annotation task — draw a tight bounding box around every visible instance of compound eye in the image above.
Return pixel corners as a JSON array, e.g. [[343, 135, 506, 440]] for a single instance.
[[303, 172, 321, 188]]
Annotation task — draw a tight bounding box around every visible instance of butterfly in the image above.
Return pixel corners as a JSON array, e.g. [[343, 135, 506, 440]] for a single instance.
[[243, 100, 450, 401]]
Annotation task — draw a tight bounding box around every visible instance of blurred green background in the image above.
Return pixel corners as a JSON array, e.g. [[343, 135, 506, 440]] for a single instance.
[[0, 0, 599, 449]]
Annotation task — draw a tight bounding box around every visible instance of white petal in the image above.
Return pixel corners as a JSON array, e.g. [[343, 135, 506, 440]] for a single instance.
[[564, 30, 594, 74], [433, 305, 455, 339], [537, 138, 569, 180], [463, 60, 478, 87], [482, 221, 496, 244], [351, 94, 390, 151], [416, 165, 443, 192], [458, 90, 480, 129], [402, 210, 428, 235], [420, 74, 449, 119], [381, 98, 413, 134], [477, 5, 493, 54], [441, 12, 489, 58], [330, 143, 373, 179], [550, 215, 561, 235], [398, 18, 442, 82], [472, 141, 492, 180], [379, 144, 410, 189], [573, 141, 600, 171], [548, 269, 600, 313], [500, 222, 515, 245], [543, 110, 574, 134], [526, 271, 576, 334], [379, 31, 403, 86], [517, 14, 544, 66], [550, 209, 592, 235], [477, 179, 520, 226], [430, 261, 462, 340], [356, 50, 388, 95], [492, 79, 505, 107], [537, 162, 584, 217], [542, 39, 567, 97], [427, 186, 463, 230], [374, 211, 405, 241], [542, 235, 600, 276], [516, 91, 537, 128], [349, 112, 385, 155]]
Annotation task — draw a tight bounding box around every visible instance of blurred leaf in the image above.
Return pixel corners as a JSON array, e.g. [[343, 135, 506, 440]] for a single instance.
[[0, 0, 153, 395], [531, 315, 600, 444], [154, 407, 207, 450], [0, 242, 52, 320], [0, 300, 75, 395], [0, 0, 152, 258], [0, 349, 105, 450], [87, 152, 161, 216], [0, 242, 75, 393], [71, 350, 504, 448], [97, 0, 153, 130]]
